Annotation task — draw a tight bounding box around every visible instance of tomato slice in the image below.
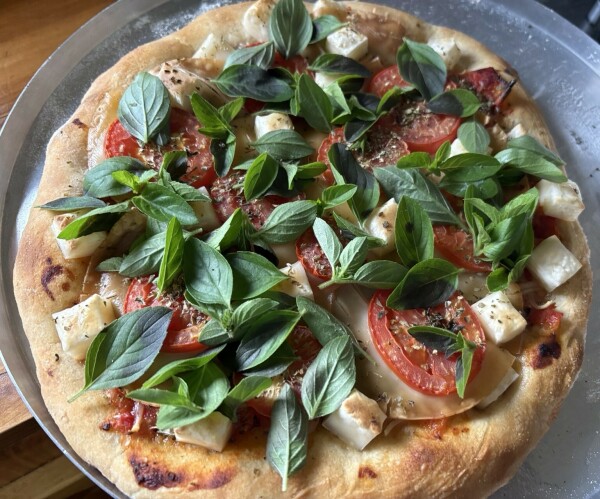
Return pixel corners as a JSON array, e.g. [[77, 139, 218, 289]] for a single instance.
[[454, 67, 515, 110], [433, 225, 492, 272], [368, 291, 486, 396], [532, 208, 559, 240], [104, 108, 216, 188], [527, 305, 563, 334], [367, 65, 412, 97], [123, 276, 209, 353]]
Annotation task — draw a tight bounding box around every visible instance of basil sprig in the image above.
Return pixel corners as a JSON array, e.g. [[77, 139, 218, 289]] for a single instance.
[[396, 38, 446, 101], [269, 0, 313, 59], [117, 72, 170, 144], [495, 148, 567, 182], [224, 42, 275, 70], [132, 183, 198, 226], [408, 325, 476, 398], [295, 74, 333, 133], [84, 157, 149, 198]]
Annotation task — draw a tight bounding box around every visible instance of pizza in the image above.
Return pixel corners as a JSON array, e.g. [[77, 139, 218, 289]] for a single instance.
[[13, 0, 592, 497]]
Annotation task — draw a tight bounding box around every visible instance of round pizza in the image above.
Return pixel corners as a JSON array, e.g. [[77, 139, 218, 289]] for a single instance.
[[13, 0, 592, 497]]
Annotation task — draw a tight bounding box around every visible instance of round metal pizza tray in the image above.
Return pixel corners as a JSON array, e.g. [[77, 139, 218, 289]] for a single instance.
[[0, 0, 599, 496]]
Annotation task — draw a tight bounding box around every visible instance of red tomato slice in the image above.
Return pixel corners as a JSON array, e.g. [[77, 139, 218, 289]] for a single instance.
[[433, 225, 492, 272], [123, 276, 209, 353], [367, 65, 412, 97], [104, 108, 216, 188], [455, 67, 515, 110], [317, 127, 345, 184], [532, 208, 559, 240], [368, 290, 486, 396], [527, 305, 563, 334]]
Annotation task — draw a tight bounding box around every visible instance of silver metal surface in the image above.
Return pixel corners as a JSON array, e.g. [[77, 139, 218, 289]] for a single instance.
[[0, 0, 598, 497]]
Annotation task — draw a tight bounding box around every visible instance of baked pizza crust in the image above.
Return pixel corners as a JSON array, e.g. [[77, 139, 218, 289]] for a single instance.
[[13, 1, 592, 497]]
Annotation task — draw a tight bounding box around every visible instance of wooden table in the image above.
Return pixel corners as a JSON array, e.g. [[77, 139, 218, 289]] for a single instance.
[[0, 1, 114, 496]]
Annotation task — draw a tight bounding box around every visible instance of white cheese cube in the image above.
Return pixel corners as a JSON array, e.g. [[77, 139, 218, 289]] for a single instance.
[[449, 138, 469, 157], [526, 235, 582, 292], [507, 123, 527, 140], [52, 294, 116, 360], [242, 0, 276, 42], [190, 187, 220, 232], [192, 33, 233, 62], [458, 273, 523, 310], [314, 72, 339, 89], [428, 38, 462, 68], [363, 198, 397, 257], [477, 367, 519, 409], [325, 27, 368, 61], [173, 412, 233, 452], [274, 261, 314, 300], [322, 389, 386, 450], [254, 113, 293, 139], [472, 291, 527, 345], [52, 214, 107, 260], [536, 179, 584, 222]]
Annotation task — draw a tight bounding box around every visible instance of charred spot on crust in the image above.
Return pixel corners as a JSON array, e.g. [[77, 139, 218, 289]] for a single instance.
[[72, 118, 87, 129], [531, 337, 561, 369], [41, 264, 64, 301], [358, 466, 378, 479], [129, 457, 182, 490], [189, 468, 236, 490]]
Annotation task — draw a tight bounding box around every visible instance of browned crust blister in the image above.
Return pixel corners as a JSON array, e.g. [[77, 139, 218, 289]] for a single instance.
[[13, 1, 592, 497]]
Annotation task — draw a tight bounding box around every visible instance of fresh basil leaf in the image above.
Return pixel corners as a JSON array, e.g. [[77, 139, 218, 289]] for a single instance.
[[231, 298, 280, 328], [376, 86, 414, 114], [338, 236, 368, 276], [169, 181, 210, 202], [236, 310, 301, 370], [482, 213, 530, 262], [396, 152, 432, 170], [319, 184, 357, 212], [351, 260, 408, 288], [301, 336, 356, 419], [387, 258, 459, 309], [296, 296, 354, 347], [325, 82, 352, 123], [252, 129, 314, 161], [427, 89, 481, 117], [96, 256, 123, 272], [184, 238, 233, 307], [84, 157, 148, 198], [118, 72, 170, 144], [38, 196, 106, 211], [132, 183, 198, 225], [294, 161, 327, 179], [156, 217, 184, 293], [455, 337, 476, 398], [396, 38, 446, 100], [267, 384, 308, 492], [507, 135, 564, 166], [127, 386, 201, 411], [269, 0, 313, 59], [220, 376, 272, 420], [215, 65, 294, 102], [328, 143, 379, 222], [243, 342, 297, 377], [395, 196, 434, 267], [309, 53, 370, 77], [312, 217, 342, 269], [374, 167, 463, 227], [205, 208, 245, 251], [228, 251, 287, 300], [73, 307, 172, 399], [255, 200, 317, 244], [224, 42, 275, 70], [440, 176, 501, 200], [332, 212, 385, 248], [495, 148, 567, 182], [343, 119, 376, 144], [198, 318, 231, 347], [119, 232, 165, 277], [499, 188, 539, 220], [190, 93, 230, 136], [210, 132, 236, 177], [111, 170, 144, 194], [56, 201, 129, 240], [244, 153, 279, 200], [296, 73, 333, 133], [311, 15, 346, 43], [159, 150, 188, 183], [439, 153, 503, 181], [220, 97, 245, 123], [457, 121, 490, 154], [486, 267, 509, 292], [407, 325, 457, 351]]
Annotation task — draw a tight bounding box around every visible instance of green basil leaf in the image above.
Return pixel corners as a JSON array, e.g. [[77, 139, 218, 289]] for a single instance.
[[434, 140, 452, 166], [325, 82, 352, 123], [117, 72, 170, 144], [198, 319, 230, 347], [296, 296, 354, 347], [319, 184, 357, 212], [395, 196, 434, 267], [301, 336, 356, 419], [294, 161, 327, 179], [338, 236, 368, 276], [499, 188, 539, 221], [455, 337, 476, 398], [244, 153, 279, 200], [396, 38, 446, 100], [38, 196, 106, 211], [507, 135, 564, 166], [205, 208, 245, 251], [119, 232, 165, 277], [495, 148, 567, 182], [72, 307, 172, 399], [267, 384, 308, 492], [309, 53, 370, 77], [84, 157, 148, 198], [231, 298, 280, 328], [387, 258, 459, 309], [255, 200, 317, 244], [236, 310, 301, 370], [220, 376, 272, 419], [252, 129, 314, 161], [343, 119, 376, 144], [427, 89, 481, 117], [407, 325, 457, 352], [328, 143, 379, 222], [159, 150, 188, 183], [132, 183, 198, 226], [457, 121, 490, 154], [396, 152, 432, 170], [332, 212, 386, 248], [243, 342, 297, 377], [312, 217, 342, 269], [269, 0, 313, 59], [56, 201, 129, 240], [351, 260, 408, 288], [374, 167, 463, 227], [96, 256, 123, 272], [482, 213, 530, 262], [376, 86, 414, 114], [156, 217, 184, 293], [210, 132, 236, 177], [311, 15, 347, 43], [296, 73, 333, 133], [169, 181, 210, 202], [224, 42, 275, 70], [184, 238, 233, 307], [228, 251, 287, 300], [111, 170, 144, 194], [127, 386, 201, 411], [439, 153, 502, 181], [486, 267, 509, 292], [440, 176, 501, 199], [215, 65, 294, 102], [190, 93, 230, 136], [220, 97, 245, 123]]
